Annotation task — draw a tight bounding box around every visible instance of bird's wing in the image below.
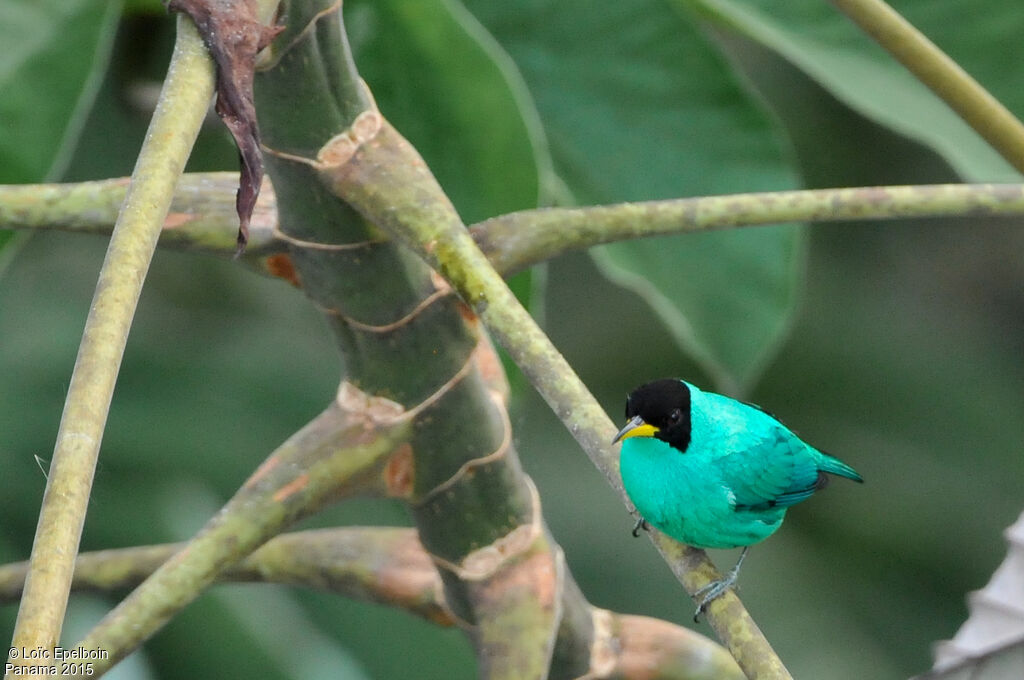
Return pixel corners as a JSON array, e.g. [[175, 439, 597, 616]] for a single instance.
[[718, 428, 825, 511]]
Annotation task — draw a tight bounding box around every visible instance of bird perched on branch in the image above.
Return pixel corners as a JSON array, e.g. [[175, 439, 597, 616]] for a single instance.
[[613, 378, 863, 619]]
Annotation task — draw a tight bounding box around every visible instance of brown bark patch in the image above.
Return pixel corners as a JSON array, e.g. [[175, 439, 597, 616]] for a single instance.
[[272, 473, 310, 502], [163, 212, 192, 229], [244, 455, 281, 487], [384, 443, 415, 498], [265, 253, 301, 287]]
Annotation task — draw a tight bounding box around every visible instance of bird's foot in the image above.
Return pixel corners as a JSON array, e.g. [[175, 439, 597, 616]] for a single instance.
[[631, 517, 650, 537], [692, 575, 737, 622], [691, 547, 748, 622]]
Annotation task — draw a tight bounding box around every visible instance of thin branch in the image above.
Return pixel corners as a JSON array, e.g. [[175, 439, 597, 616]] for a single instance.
[[0, 174, 280, 256], [473, 183, 1024, 275], [0, 529, 444, 623], [829, 0, 1024, 175], [5, 16, 217, 671], [318, 113, 792, 679], [1, 528, 746, 680], [4, 178, 1023, 276]]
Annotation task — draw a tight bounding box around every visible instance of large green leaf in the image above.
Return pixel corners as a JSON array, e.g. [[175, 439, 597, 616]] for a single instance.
[[0, 0, 121, 183], [466, 0, 803, 393], [0, 0, 120, 277], [348, 0, 550, 224], [594, 226, 803, 395], [681, 0, 1022, 182]]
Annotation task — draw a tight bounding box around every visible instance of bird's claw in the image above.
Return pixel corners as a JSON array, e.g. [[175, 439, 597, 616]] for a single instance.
[[631, 517, 650, 537], [692, 577, 736, 622], [691, 547, 748, 623]]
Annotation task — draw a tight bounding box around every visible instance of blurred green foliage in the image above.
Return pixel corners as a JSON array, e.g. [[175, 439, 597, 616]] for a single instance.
[[2, 1, 1023, 679]]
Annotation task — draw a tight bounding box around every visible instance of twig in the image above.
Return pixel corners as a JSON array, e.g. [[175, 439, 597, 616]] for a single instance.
[[829, 0, 1024, 175]]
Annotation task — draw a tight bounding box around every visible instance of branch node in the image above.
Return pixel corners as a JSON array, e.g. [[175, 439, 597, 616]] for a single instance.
[[336, 381, 406, 424], [317, 109, 383, 169]]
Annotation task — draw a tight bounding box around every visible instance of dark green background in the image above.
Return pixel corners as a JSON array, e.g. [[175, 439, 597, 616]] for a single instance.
[[2, 1, 1023, 678]]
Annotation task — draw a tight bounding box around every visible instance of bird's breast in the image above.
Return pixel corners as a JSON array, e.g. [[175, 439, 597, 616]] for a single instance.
[[619, 437, 785, 549]]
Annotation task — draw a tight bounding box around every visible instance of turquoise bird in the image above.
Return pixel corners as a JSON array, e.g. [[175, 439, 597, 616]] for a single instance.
[[613, 379, 862, 618]]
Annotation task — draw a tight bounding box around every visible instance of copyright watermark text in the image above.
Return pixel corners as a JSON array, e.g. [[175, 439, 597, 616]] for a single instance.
[[7, 646, 108, 676]]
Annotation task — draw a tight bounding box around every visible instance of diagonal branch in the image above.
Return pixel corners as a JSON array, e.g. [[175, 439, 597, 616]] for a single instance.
[[317, 112, 791, 679], [829, 0, 1024, 174], [70, 388, 412, 676]]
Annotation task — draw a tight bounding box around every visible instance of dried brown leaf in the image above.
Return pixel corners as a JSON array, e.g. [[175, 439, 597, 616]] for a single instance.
[[166, 0, 282, 254]]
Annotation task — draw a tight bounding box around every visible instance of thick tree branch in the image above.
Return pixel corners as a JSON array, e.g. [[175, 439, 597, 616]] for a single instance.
[[1, 528, 744, 680], [251, 4, 596, 678]]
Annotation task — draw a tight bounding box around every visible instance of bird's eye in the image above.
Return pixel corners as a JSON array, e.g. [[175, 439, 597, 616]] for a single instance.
[[669, 408, 682, 423]]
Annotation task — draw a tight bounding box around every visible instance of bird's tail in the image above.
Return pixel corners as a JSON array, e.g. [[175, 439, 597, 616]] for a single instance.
[[816, 452, 864, 483]]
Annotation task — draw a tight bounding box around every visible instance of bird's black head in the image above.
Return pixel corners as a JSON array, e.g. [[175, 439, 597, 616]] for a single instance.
[[620, 379, 692, 452]]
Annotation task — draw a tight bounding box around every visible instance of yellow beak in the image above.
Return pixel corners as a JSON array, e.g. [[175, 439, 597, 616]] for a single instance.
[[612, 415, 660, 444]]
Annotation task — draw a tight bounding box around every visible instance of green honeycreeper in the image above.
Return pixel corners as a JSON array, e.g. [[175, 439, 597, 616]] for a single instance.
[[613, 379, 863, 618]]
